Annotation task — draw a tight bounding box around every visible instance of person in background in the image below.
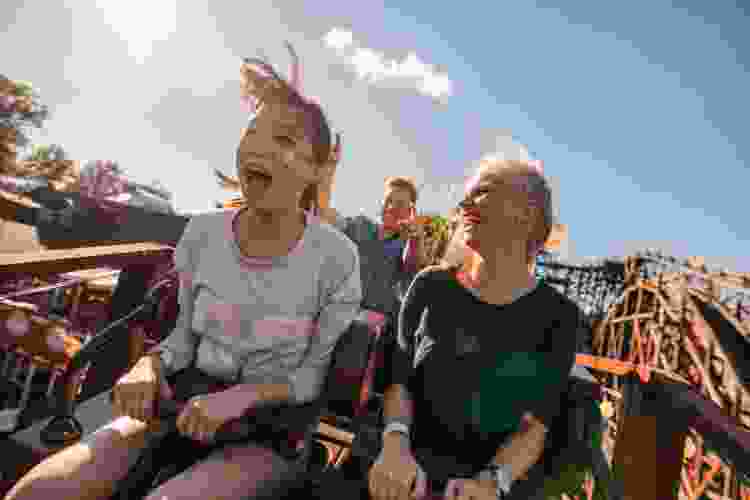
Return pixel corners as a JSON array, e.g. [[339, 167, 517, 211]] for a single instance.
[[5, 45, 361, 500], [321, 176, 427, 274], [317, 176, 427, 395], [368, 158, 583, 500]]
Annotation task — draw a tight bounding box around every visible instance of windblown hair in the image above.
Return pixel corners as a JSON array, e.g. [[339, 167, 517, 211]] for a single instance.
[[217, 43, 335, 212]]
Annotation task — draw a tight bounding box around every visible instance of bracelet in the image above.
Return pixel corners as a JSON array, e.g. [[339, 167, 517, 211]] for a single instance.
[[382, 421, 410, 439]]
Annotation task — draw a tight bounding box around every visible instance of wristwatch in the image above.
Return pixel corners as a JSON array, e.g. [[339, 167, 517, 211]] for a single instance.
[[382, 421, 410, 439], [482, 463, 511, 500]]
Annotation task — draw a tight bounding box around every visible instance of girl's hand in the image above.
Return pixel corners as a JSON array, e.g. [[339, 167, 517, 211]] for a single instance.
[[176, 386, 257, 443], [112, 354, 170, 423], [369, 433, 427, 500], [444, 479, 498, 500]]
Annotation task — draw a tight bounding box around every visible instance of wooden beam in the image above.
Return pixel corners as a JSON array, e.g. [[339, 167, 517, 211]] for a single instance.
[[612, 374, 687, 500], [576, 353, 691, 385], [0, 243, 172, 276], [609, 312, 655, 324], [576, 353, 633, 376]]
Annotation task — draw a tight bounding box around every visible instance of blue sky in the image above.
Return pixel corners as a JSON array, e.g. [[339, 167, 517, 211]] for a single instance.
[[2, 0, 748, 270]]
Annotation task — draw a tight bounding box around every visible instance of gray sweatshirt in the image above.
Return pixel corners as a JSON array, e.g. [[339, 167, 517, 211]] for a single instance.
[[153, 209, 362, 404]]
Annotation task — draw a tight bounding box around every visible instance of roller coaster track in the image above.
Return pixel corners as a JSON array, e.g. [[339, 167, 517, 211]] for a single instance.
[[541, 250, 750, 499]]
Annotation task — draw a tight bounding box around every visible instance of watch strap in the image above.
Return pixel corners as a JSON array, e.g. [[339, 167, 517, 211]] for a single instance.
[[482, 463, 512, 497], [382, 421, 410, 439]]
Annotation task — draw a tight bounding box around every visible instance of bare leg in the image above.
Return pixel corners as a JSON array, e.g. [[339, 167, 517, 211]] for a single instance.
[[145, 442, 302, 500], [4, 416, 164, 500]]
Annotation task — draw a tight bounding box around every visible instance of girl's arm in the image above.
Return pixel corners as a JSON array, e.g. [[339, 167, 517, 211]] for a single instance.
[[147, 215, 203, 376], [485, 413, 548, 484], [383, 268, 434, 437]]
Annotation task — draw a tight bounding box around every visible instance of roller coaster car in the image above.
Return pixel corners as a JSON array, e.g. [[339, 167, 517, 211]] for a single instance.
[[1, 188, 617, 499]]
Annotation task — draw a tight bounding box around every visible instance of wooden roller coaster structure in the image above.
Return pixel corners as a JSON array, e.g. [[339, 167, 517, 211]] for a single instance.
[[543, 251, 750, 499]]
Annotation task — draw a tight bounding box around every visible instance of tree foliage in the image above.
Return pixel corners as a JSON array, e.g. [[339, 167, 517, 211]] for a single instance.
[[0, 75, 50, 150]]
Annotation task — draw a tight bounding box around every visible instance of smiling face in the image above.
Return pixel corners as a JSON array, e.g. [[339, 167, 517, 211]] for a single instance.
[[381, 187, 416, 231], [459, 160, 551, 261], [383, 187, 414, 212]]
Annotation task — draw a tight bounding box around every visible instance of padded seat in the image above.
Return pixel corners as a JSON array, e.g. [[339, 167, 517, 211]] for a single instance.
[[100, 314, 383, 499]]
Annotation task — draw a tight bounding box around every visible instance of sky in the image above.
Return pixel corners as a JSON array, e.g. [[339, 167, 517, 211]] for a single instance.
[[1, 0, 748, 269]]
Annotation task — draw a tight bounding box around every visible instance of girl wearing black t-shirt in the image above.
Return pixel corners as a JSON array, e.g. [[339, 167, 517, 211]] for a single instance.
[[368, 158, 581, 500]]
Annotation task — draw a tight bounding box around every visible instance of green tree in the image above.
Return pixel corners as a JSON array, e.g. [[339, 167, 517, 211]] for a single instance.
[[0, 75, 50, 168], [23, 143, 68, 162]]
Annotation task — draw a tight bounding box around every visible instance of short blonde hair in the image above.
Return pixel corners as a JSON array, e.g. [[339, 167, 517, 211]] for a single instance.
[[384, 176, 418, 204], [477, 157, 553, 260]]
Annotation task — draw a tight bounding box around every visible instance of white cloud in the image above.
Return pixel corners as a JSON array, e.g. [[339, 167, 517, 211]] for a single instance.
[[2, 3, 452, 217], [94, 0, 177, 65], [485, 129, 532, 162], [323, 28, 354, 51], [323, 28, 453, 100]]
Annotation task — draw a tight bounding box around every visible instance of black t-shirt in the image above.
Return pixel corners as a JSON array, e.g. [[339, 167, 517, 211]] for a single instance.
[[390, 266, 583, 482]]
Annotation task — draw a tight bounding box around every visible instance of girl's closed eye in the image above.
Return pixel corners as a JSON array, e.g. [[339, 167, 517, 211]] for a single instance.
[[275, 135, 296, 147], [473, 188, 490, 198]]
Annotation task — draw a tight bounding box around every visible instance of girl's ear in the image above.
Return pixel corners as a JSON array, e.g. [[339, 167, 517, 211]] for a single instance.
[[525, 204, 541, 231]]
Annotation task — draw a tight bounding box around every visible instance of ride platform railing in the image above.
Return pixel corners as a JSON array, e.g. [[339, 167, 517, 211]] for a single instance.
[[0, 243, 175, 433]]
